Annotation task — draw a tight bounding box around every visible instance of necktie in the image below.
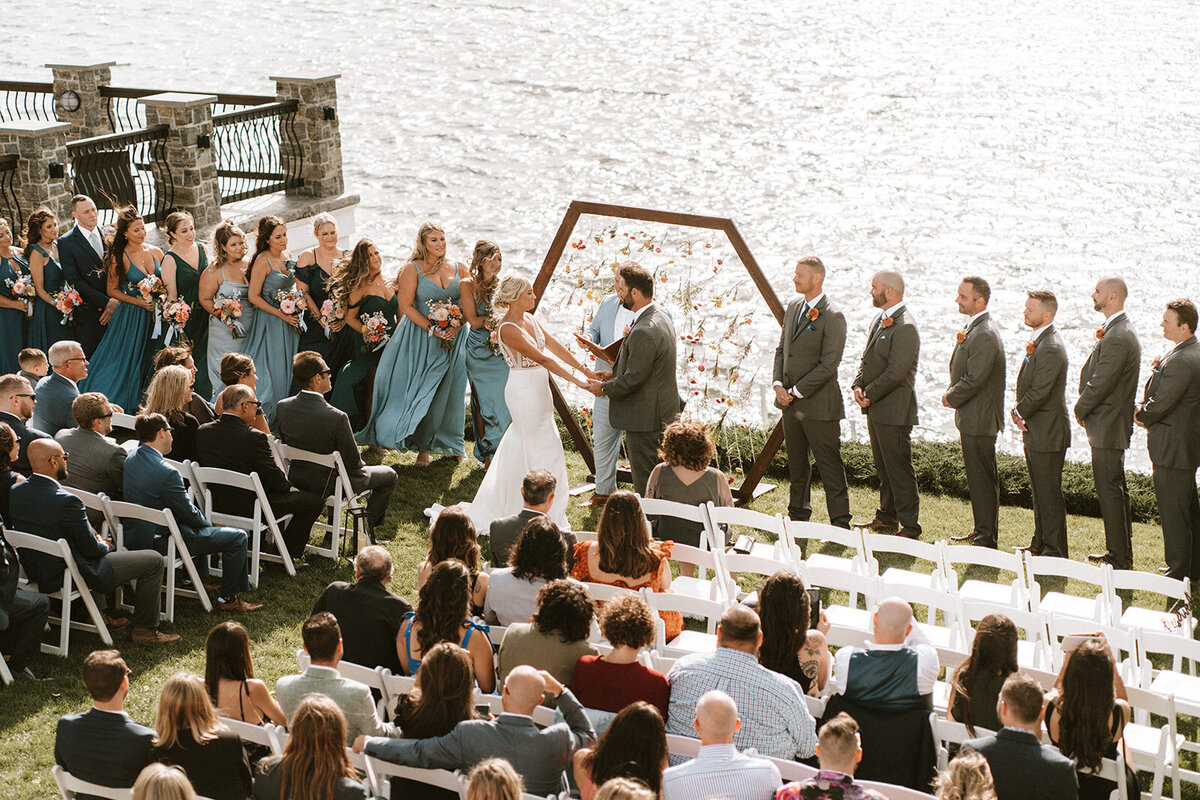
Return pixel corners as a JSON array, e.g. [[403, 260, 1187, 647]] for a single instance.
[[870, 315, 881, 339], [89, 229, 102, 257], [797, 301, 809, 332]]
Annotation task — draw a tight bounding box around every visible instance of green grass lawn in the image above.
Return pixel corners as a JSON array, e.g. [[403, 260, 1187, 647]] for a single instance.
[[2, 447, 1195, 799]]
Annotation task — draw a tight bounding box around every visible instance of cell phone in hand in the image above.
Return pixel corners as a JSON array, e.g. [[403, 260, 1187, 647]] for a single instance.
[[807, 587, 821, 629], [1061, 632, 1102, 652]]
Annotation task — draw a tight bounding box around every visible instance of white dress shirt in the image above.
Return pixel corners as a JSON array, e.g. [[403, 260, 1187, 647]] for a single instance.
[[661, 743, 782, 800], [831, 625, 939, 697]]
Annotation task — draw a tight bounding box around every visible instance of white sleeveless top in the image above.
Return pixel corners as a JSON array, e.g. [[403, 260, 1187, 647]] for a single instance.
[[498, 319, 544, 369]]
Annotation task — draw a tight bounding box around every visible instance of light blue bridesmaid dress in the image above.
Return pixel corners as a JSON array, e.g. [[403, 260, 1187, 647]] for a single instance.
[[205, 264, 257, 400], [0, 254, 30, 373], [240, 261, 300, 424], [356, 265, 468, 456], [83, 253, 159, 411], [465, 294, 510, 464], [28, 244, 68, 351]]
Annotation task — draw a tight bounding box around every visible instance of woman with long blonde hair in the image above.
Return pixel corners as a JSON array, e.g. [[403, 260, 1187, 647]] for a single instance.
[[253, 695, 368, 800], [149, 672, 251, 800], [294, 212, 351, 379], [198, 220, 254, 399], [132, 764, 198, 800], [466, 758, 524, 800], [933, 751, 999, 800], [460, 240, 510, 466], [142, 365, 198, 460]]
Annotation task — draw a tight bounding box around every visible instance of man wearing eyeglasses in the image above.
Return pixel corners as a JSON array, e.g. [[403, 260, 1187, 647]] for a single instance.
[[33, 341, 88, 436], [0, 373, 50, 477]]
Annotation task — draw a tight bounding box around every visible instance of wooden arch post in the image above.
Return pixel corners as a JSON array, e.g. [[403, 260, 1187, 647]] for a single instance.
[[530, 200, 788, 504]]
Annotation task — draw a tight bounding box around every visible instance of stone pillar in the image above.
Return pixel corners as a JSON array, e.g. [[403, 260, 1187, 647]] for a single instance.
[[271, 73, 344, 197], [45, 62, 115, 139], [0, 121, 73, 221], [141, 93, 221, 227]]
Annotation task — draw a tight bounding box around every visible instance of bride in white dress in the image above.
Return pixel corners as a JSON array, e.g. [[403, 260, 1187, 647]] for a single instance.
[[449, 275, 595, 531]]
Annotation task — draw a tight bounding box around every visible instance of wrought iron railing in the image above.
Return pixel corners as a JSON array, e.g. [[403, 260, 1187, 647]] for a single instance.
[[66, 125, 173, 223], [0, 81, 57, 124], [99, 86, 275, 133], [212, 99, 303, 203], [0, 154, 22, 228]]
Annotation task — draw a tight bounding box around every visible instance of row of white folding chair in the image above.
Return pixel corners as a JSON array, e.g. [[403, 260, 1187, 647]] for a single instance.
[[271, 440, 372, 560], [50, 764, 219, 800]]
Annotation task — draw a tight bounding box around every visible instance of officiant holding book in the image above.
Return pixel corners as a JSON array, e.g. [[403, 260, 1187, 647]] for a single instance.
[[578, 280, 636, 507]]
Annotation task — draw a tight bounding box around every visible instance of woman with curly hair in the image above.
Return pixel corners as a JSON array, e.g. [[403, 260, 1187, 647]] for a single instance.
[[150, 672, 251, 800], [397, 559, 495, 692], [22, 207, 67, 351], [328, 238, 397, 429], [947, 614, 1018, 735], [483, 516, 570, 625], [571, 491, 681, 640], [418, 505, 489, 614], [253, 695, 369, 800], [757, 570, 831, 696], [160, 211, 212, 400], [498, 579, 597, 692], [572, 702, 667, 800], [460, 240, 510, 466], [933, 750, 998, 800], [572, 592, 669, 716]]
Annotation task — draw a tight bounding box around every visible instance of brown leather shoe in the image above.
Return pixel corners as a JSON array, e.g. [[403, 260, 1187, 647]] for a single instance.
[[217, 596, 264, 612], [101, 612, 130, 630], [1086, 551, 1112, 563], [1014, 545, 1041, 556], [130, 626, 181, 644], [856, 518, 899, 533], [950, 532, 976, 543], [581, 494, 610, 508]]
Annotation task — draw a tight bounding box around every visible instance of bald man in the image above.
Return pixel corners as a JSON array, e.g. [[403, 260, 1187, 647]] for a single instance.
[[661, 690, 782, 800], [358, 665, 594, 796], [1076, 277, 1141, 569], [831, 597, 938, 712], [852, 270, 922, 539]]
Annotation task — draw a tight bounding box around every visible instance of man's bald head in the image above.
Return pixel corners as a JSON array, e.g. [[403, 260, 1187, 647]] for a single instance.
[[27, 438, 65, 479], [1098, 277, 1128, 302], [502, 665, 546, 713], [694, 690, 740, 744], [873, 597, 914, 644], [1092, 276, 1129, 315]]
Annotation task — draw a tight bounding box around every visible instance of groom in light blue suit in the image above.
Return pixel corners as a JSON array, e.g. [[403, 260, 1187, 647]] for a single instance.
[[583, 292, 634, 505]]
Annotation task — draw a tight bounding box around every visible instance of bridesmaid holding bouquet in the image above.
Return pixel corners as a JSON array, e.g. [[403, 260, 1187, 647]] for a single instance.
[[161, 210, 213, 399], [460, 240, 510, 466], [198, 220, 255, 398], [24, 208, 69, 351], [241, 215, 301, 424], [329, 239, 398, 430], [0, 217, 31, 373], [295, 212, 352, 384]]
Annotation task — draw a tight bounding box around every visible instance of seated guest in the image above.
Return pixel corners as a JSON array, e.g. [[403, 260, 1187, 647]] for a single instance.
[[358, 665, 596, 797], [420, 506, 489, 614], [571, 490, 681, 640], [775, 712, 886, 800], [487, 468, 574, 565], [196, 384, 324, 560], [1, 421, 23, 521], [1045, 638, 1136, 800], [154, 345, 216, 423], [12, 438, 177, 644], [644, 419, 733, 567], [831, 596, 939, 711], [1, 522, 51, 680], [17, 347, 48, 392], [757, 570, 831, 696], [133, 763, 199, 800], [254, 695, 371, 800], [484, 517, 573, 625], [596, 778, 654, 800], [142, 366, 203, 462], [56, 393, 127, 510], [0, 373, 49, 476], [275, 612, 397, 744], [574, 702, 668, 800], [963, 672, 1078, 800], [665, 605, 816, 762], [466, 758, 524, 800], [33, 340, 87, 434], [150, 672, 252, 800], [934, 751, 1000, 800], [204, 622, 286, 726], [572, 592, 669, 717], [498, 579, 598, 691], [948, 614, 1019, 735], [275, 351, 397, 530], [214, 353, 270, 434], [311, 545, 412, 672], [55, 649, 155, 790], [660, 690, 781, 800], [397, 559, 496, 693], [123, 413, 261, 612]]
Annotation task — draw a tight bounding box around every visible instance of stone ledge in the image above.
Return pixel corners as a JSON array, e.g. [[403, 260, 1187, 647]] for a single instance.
[[141, 92, 219, 108], [44, 61, 117, 70], [0, 120, 72, 135], [270, 74, 342, 84]]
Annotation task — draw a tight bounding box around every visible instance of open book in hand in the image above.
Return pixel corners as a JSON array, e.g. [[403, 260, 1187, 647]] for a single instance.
[[573, 331, 623, 365]]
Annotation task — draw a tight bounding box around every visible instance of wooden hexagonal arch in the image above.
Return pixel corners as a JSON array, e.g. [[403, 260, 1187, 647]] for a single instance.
[[528, 200, 788, 503]]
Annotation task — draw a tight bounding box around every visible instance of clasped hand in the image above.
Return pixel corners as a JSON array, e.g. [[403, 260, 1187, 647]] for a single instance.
[[852, 386, 870, 408]]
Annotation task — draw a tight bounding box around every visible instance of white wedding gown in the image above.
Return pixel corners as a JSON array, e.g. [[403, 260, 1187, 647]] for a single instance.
[[427, 318, 571, 533]]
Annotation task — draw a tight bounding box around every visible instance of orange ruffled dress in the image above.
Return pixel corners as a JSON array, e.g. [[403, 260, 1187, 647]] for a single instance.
[[571, 540, 683, 641]]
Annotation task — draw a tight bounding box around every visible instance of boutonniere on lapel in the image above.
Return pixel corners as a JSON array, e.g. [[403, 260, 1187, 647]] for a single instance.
[[1152, 355, 1162, 372], [802, 306, 820, 333], [955, 329, 967, 345], [1095, 327, 1106, 341], [622, 324, 631, 336], [881, 316, 894, 329], [1026, 341, 1037, 356]]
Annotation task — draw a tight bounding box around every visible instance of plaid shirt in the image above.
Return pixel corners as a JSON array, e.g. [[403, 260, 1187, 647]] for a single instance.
[[666, 647, 817, 763]]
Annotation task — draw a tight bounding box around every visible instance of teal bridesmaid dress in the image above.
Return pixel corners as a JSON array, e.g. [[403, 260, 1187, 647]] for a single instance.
[[28, 244, 68, 351], [1, 254, 30, 373], [331, 292, 399, 431], [168, 248, 212, 400], [241, 262, 301, 424], [83, 253, 160, 411], [465, 295, 511, 464], [356, 265, 468, 455]]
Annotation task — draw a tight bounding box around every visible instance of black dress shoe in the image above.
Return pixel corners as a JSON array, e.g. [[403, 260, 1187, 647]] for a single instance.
[[1159, 567, 1171, 575], [856, 518, 899, 533], [1086, 551, 1112, 563]]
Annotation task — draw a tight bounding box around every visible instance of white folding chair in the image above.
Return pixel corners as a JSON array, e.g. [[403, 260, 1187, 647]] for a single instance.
[[643, 590, 725, 658], [1109, 569, 1194, 638], [958, 598, 1053, 671], [704, 503, 791, 564], [106, 499, 213, 620], [51, 765, 132, 799], [109, 412, 137, 435], [862, 533, 947, 590], [366, 756, 465, 799], [220, 717, 284, 755], [667, 540, 731, 604], [639, 496, 710, 545], [941, 543, 1028, 611], [1123, 683, 1182, 800], [274, 727, 381, 796], [932, 714, 992, 771], [61, 486, 116, 539], [274, 443, 372, 561], [164, 458, 204, 506], [5, 528, 113, 657], [786, 519, 868, 575], [802, 565, 881, 641], [1024, 552, 1112, 624], [1046, 614, 1139, 684], [1139, 629, 1200, 701], [719, 549, 796, 603], [854, 779, 937, 800], [191, 465, 295, 587], [885, 581, 965, 655], [582, 582, 639, 604], [665, 733, 701, 759], [1169, 691, 1200, 798], [0, 652, 12, 685], [649, 650, 676, 675], [759, 754, 819, 783]]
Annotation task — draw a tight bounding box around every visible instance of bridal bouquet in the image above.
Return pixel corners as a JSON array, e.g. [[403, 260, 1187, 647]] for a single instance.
[[53, 284, 82, 324], [213, 294, 245, 339], [138, 275, 168, 337], [361, 311, 392, 351], [274, 287, 308, 332], [426, 299, 463, 351], [4, 274, 36, 318], [162, 299, 191, 345], [320, 298, 346, 338], [485, 316, 502, 357]]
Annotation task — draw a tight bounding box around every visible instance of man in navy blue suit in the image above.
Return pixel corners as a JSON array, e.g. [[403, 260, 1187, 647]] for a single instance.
[[57, 195, 114, 358], [55, 649, 155, 790], [123, 413, 262, 612]]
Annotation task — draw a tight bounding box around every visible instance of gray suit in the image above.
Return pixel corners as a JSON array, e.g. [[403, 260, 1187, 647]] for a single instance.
[[964, 728, 1078, 800], [275, 664, 397, 745], [274, 390, 397, 529], [56, 427, 125, 530], [603, 303, 680, 495], [1075, 312, 1140, 568], [1015, 326, 1071, 557], [772, 294, 851, 527], [33, 372, 79, 435], [364, 689, 596, 797], [946, 311, 1006, 547], [486, 508, 576, 567], [1136, 336, 1200, 579], [853, 305, 921, 538]]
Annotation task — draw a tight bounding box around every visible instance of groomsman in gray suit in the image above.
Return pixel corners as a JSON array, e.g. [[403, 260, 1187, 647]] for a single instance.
[[1012, 291, 1071, 558], [772, 256, 851, 528], [852, 270, 922, 539], [589, 263, 680, 496], [1135, 299, 1200, 579], [1077, 277, 1140, 570], [944, 277, 1006, 548]]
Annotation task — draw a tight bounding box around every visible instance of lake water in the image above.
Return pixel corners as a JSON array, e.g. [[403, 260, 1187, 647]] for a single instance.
[[5, 0, 1199, 467]]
